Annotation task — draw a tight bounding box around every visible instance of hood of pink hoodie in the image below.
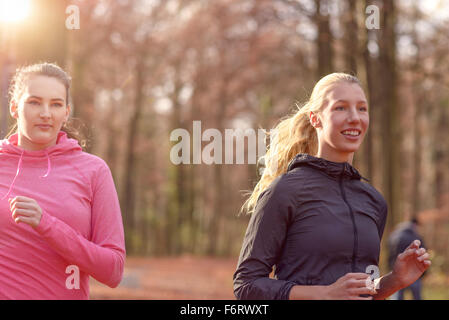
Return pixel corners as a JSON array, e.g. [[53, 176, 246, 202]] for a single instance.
[[0, 131, 82, 200]]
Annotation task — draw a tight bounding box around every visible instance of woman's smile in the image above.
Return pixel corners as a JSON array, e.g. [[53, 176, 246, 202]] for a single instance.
[[341, 128, 362, 140]]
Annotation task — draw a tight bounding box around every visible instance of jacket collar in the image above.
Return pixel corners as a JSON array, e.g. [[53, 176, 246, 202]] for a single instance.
[[287, 153, 366, 180]]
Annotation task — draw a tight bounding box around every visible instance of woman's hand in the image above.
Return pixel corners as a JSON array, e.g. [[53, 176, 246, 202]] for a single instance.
[[9, 196, 43, 228], [392, 240, 431, 288], [324, 273, 377, 300]]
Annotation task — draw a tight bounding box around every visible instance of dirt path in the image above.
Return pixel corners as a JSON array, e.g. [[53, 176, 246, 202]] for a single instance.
[[90, 255, 449, 300], [89, 255, 238, 300]]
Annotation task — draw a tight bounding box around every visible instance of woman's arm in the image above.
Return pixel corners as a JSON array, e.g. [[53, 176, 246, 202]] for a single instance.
[[371, 272, 402, 300], [373, 240, 431, 300], [10, 162, 126, 288], [233, 180, 298, 300], [289, 285, 327, 300], [35, 208, 125, 288], [289, 273, 377, 300]]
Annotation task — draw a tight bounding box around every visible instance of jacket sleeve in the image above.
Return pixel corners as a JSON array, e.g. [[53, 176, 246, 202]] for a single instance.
[[233, 178, 297, 300], [34, 161, 126, 288], [378, 200, 388, 240]]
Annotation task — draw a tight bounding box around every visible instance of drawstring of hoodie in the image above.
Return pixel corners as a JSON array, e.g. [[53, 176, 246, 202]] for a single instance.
[[1, 150, 51, 201], [40, 150, 51, 178], [1, 150, 24, 201]]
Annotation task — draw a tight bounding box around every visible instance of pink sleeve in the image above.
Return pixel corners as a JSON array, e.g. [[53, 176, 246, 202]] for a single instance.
[[35, 162, 126, 288]]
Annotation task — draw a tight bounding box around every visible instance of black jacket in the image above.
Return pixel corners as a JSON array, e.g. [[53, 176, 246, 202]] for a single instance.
[[233, 154, 388, 300]]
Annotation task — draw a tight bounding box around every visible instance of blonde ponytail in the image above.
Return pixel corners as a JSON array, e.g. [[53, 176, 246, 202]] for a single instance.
[[242, 72, 362, 214]]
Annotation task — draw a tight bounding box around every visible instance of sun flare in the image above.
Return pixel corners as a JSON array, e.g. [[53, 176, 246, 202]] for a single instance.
[[0, 0, 31, 23]]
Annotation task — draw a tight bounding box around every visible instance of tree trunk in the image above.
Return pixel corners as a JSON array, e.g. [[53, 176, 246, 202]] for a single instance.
[[344, 0, 358, 74], [360, 0, 375, 181], [434, 105, 447, 209], [410, 5, 422, 218], [314, 0, 334, 79], [378, 0, 400, 229], [122, 56, 145, 254]]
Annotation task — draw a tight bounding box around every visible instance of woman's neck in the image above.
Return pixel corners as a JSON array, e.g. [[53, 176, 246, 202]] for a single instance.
[[315, 149, 354, 165], [17, 134, 57, 151]]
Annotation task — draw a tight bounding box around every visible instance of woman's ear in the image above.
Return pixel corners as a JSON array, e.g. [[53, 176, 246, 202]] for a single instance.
[[9, 101, 18, 119], [65, 104, 71, 122], [309, 111, 322, 128]]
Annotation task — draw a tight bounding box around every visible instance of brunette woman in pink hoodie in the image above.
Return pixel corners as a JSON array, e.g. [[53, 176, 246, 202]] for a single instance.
[[0, 63, 126, 299]]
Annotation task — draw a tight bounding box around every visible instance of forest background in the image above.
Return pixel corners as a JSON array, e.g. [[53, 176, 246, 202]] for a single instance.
[[0, 0, 448, 299]]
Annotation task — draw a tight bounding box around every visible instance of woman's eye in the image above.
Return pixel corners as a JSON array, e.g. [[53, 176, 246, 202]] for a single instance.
[[335, 106, 345, 110], [52, 103, 63, 107], [359, 106, 368, 112], [28, 100, 39, 105]]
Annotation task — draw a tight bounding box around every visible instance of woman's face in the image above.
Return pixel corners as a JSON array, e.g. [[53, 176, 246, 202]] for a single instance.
[[310, 82, 369, 163], [10, 75, 70, 151]]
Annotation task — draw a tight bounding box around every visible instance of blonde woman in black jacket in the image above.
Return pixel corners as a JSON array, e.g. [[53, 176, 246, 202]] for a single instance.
[[234, 73, 431, 300]]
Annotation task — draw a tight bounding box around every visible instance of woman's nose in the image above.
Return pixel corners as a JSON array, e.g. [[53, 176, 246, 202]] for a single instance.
[[39, 105, 51, 118], [347, 107, 361, 123]]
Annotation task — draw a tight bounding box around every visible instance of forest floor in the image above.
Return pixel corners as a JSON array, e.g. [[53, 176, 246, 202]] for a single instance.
[[89, 256, 449, 300], [90, 255, 237, 299]]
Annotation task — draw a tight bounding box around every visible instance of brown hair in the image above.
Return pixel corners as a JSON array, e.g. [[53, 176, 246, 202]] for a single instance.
[[5, 62, 87, 149]]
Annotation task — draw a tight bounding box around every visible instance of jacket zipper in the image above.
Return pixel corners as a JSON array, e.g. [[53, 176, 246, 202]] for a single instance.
[[339, 168, 358, 272]]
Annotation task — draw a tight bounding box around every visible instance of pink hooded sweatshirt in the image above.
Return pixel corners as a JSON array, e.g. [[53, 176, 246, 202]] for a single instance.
[[0, 131, 125, 299]]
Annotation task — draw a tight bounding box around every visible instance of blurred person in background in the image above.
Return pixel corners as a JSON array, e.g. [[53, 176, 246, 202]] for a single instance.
[[388, 218, 426, 300]]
